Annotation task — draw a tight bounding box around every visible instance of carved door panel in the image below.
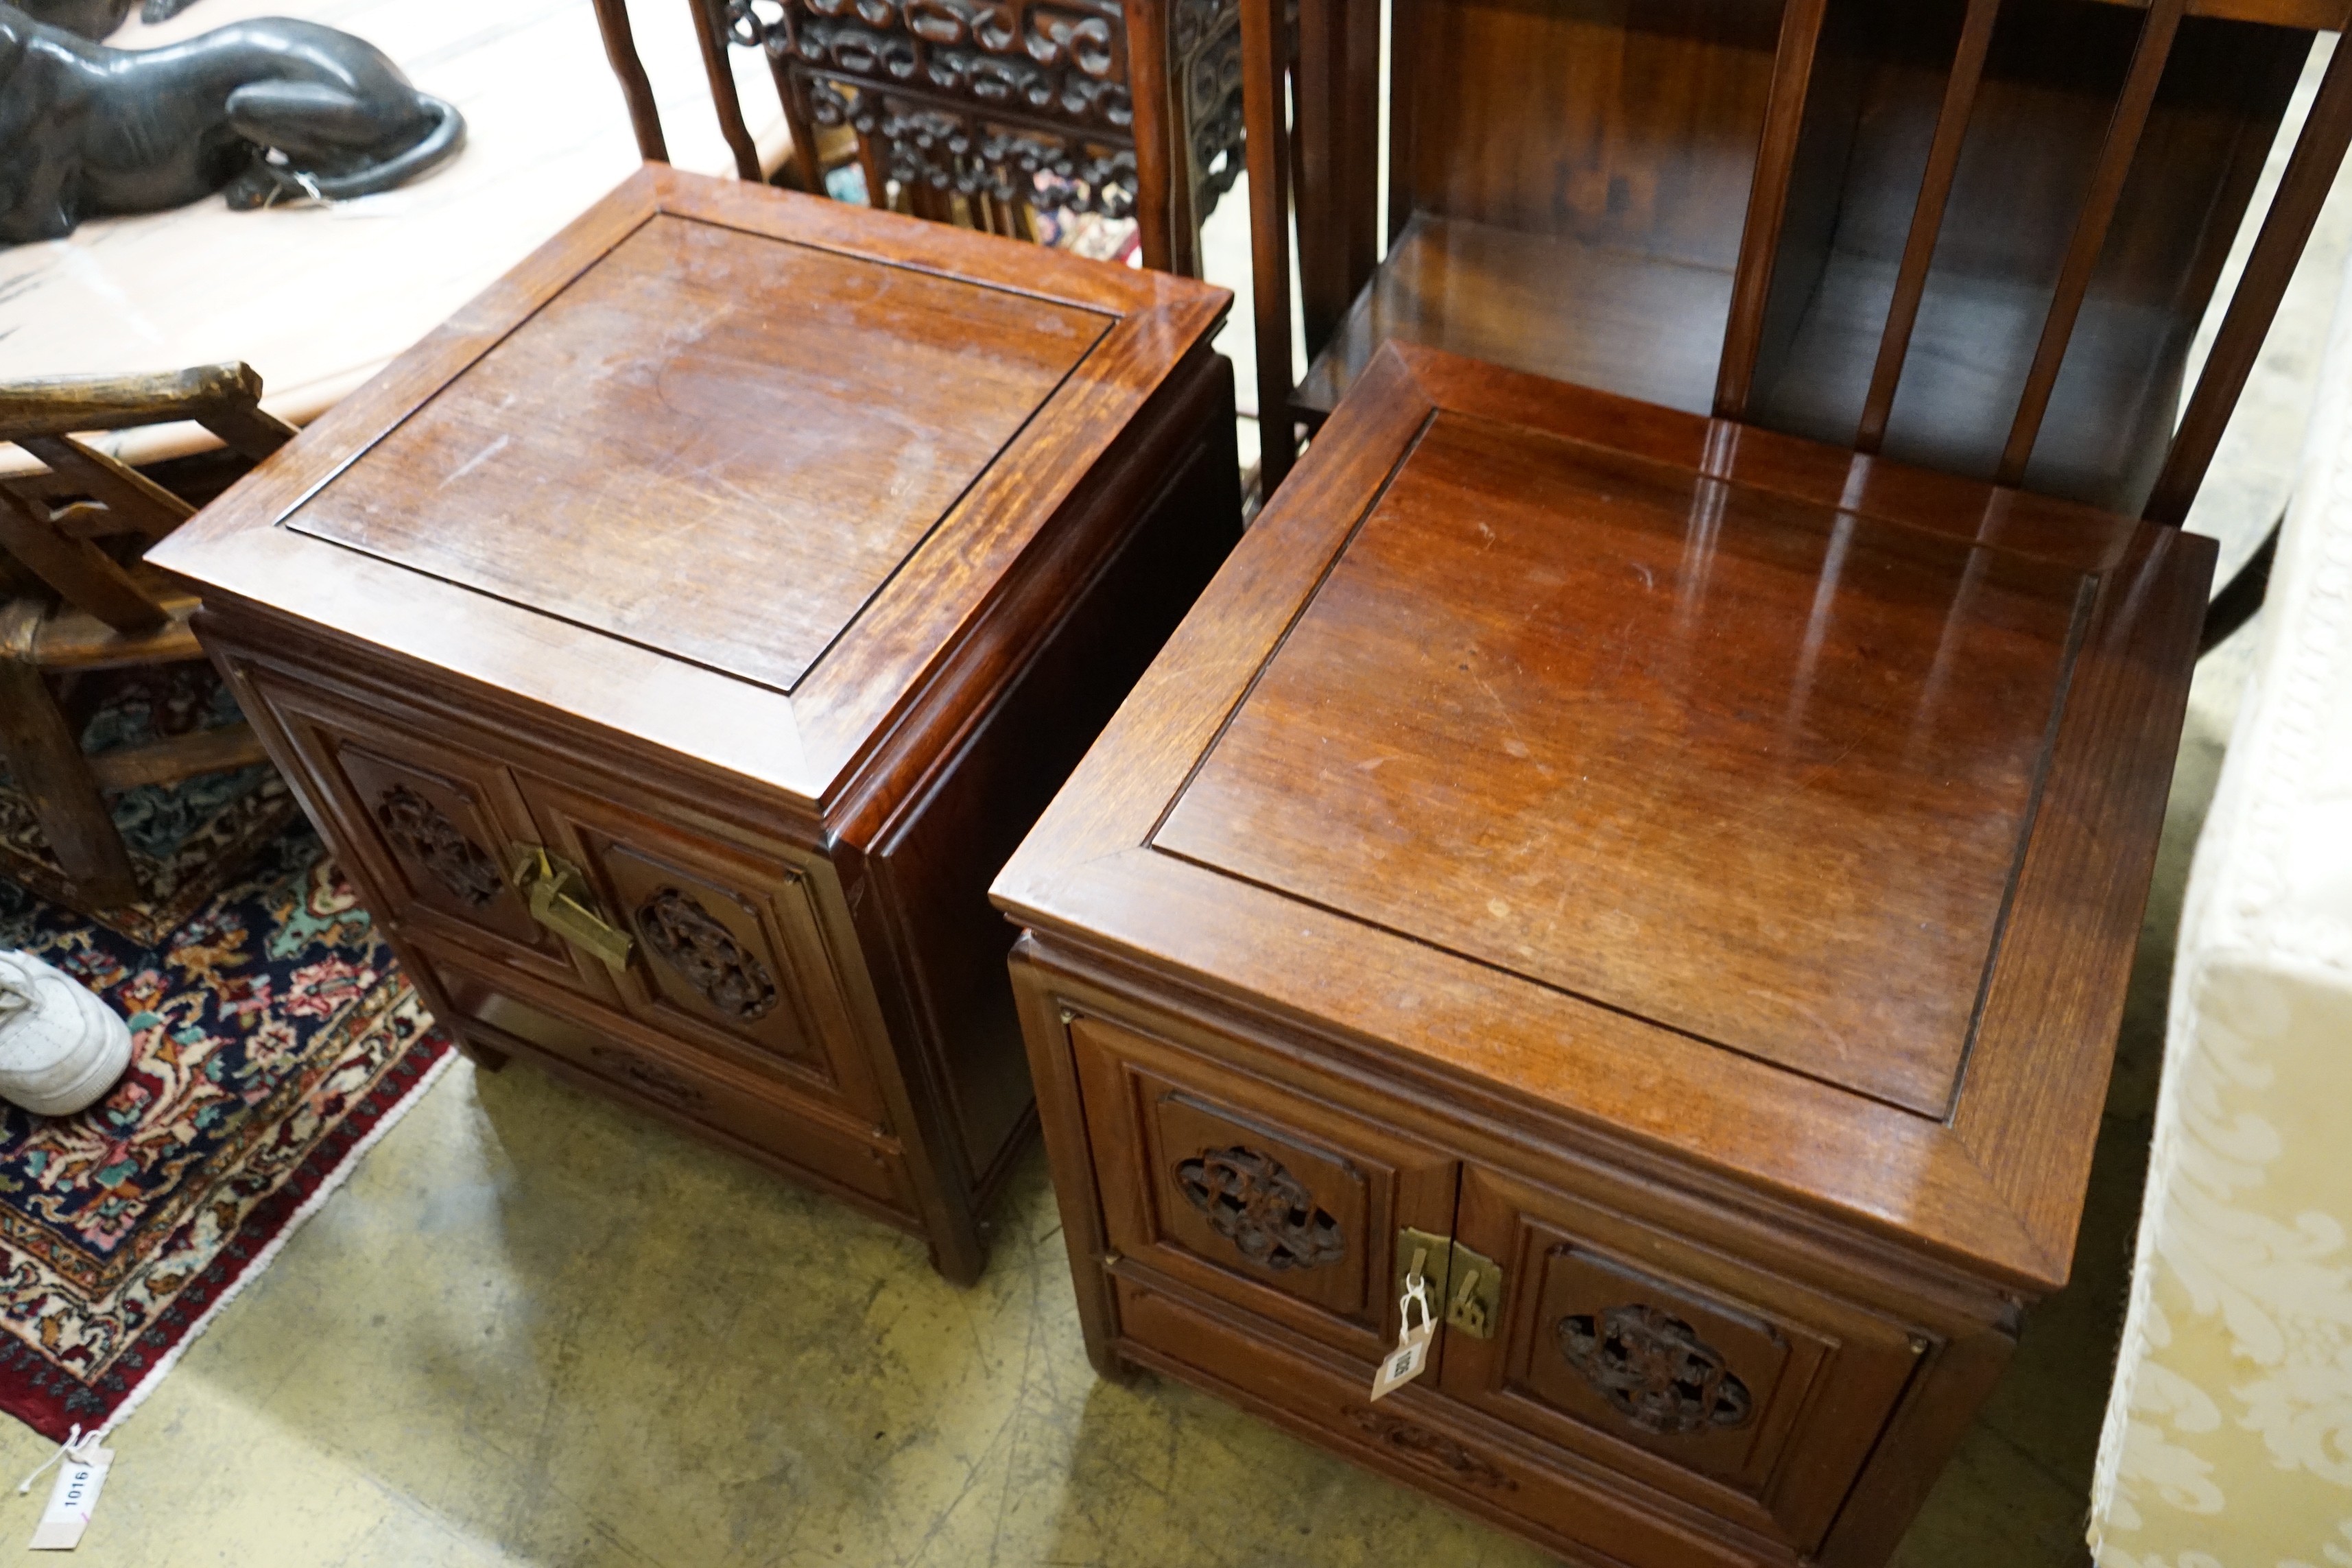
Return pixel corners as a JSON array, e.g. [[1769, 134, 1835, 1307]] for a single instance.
[[1069, 1013, 1460, 1366], [1437, 1165, 1923, 1554], [244, 675, 606, 998], [519, 776, 884, 1119]]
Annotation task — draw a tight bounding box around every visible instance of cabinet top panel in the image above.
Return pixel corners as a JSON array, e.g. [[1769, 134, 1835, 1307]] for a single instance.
[[156, 167, 1229, 811], [285, 212, 1105, 695], [1154, 405, 2078, 1117], [996, 343, 2210, 1290]]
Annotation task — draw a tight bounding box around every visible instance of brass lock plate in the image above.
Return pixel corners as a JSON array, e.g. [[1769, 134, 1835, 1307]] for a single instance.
[[1441, 1242, 1503, 1340], [507, 845, 634, 969], [1394, 1229, 1504, 1341]]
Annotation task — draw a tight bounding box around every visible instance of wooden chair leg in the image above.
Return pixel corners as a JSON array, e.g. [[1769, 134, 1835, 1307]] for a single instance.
[[0, 658, 139, 907]]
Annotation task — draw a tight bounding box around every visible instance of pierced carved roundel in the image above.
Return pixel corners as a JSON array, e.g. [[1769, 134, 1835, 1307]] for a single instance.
[[1556, 1303, 1753, 1436], [373, 785, 504, 907], [635, 888, 780, 1021], [1174, 1145, 1346, 1272]]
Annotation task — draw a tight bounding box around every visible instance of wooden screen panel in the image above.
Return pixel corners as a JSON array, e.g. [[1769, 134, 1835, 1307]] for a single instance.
[[1394, 0, 1784, 267], [1068, 1013, 1460, 1364], [520, 776, 884, 1119], [1440, 1164, 1922, 1555]]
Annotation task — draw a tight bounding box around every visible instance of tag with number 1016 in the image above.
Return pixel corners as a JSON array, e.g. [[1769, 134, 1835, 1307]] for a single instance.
[[1369, 1268, 1438, 1401]]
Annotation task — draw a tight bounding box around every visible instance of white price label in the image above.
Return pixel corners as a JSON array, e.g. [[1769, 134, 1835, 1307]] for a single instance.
[[29, 1445, 110, 1551], [1369, 1273, 1438, 1402]]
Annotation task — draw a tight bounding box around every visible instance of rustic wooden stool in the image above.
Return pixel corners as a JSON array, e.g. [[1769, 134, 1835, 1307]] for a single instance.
[[154, 166, 1239, 1282], [0, 365, 293, 912], [994, 342, 2208, 1563]]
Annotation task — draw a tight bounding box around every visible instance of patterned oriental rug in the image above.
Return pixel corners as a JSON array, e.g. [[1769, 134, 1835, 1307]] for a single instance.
[[0, 666, 298, 945], [0, 820, 450, 1441]]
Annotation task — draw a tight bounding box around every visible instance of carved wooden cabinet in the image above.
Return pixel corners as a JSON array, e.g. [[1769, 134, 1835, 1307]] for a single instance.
[[152, 166, 1240, 1282], [993, 344, 2210, 1563]]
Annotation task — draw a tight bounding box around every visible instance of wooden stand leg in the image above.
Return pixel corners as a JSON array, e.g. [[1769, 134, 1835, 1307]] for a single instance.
[[0, 658, 138, 907]]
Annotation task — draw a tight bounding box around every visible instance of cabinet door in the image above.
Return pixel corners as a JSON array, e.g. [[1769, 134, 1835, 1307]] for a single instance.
[[1438, 1165, 1923, 1556], [1069, 1013, 1460, 1367], [520, 776, 883, 1119], [248, 675, 608, 998]]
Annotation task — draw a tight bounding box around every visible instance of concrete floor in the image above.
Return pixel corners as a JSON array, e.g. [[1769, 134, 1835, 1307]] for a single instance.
[[6, 51, 2349, 1568]]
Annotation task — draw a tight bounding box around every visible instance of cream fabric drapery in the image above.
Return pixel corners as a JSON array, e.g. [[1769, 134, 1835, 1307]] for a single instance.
[[2090, 254, 2352, 1567]]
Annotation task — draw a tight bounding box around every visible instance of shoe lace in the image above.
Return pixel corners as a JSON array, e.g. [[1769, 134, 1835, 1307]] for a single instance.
[[0, 977, 25, 1023]]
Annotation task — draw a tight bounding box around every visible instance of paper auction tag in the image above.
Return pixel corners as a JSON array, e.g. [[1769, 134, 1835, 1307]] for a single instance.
[[29, 1445, 110, 1550], [1369, 1273, 1438, 1402]]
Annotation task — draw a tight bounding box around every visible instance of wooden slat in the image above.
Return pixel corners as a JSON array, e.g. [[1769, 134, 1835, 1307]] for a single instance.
[[0, 604, 138, 906], [29, 593, 203, 670], [591, 0, 671, 163], [88, 723, 271, 792], [1997, 0, 2187, 487], [2087, 0, 2349, 28], [51, 501, 136, 541], [1242, 0, 1298, 490], [0, 492, 168, 634], [193, 400, 298, 463], [0, 364, 259, 442], [19, 435, 194, 541], [2146, 38, 2352, 526], [689, 0, 763, 182], [1714, 0, 1831, 420], [1125, 0, 1183, 272], [765, 53, 827, 197], [1855, 0, 2002, 453], [1292, 0, 1380, 355], [1386, 0, 1419, 246]]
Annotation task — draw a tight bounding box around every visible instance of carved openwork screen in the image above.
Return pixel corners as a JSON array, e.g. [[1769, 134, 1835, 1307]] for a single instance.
[[590, 0, 1244, 272]]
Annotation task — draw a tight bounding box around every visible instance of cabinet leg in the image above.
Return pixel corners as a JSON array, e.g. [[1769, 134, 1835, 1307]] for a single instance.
[[458, 1036, 509, 1073], [927, 1223, 988, 1287]]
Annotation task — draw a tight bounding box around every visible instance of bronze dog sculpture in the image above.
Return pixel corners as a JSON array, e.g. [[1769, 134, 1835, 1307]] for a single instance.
[[17, 0, 198, 43], [0, 1, 464, 244]]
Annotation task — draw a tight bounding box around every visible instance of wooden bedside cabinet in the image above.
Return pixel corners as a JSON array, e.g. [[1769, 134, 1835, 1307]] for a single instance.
[[152, 165, 1239, 1283], [992, 344, 2209, 1563]]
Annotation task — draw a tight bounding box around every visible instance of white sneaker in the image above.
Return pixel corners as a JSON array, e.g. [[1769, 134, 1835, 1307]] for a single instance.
[[0, 951, 134, 1117]]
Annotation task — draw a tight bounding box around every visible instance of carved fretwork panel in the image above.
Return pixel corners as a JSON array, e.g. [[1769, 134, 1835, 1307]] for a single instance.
[[1174, 1145, 1346, 1271], [513, 777, 889, 1119], [1512, 1243, 1791, 1477], [713, 0, 1242, 247], [735, 0, 1132, 121], [806, 79, 1139, 217], [324, 741, 547, 949], [586, 838, 820, 1066], [1556, 1303, 1755, 1436], [1444, 1165, 1927, 1554], [373, 784, 504, 908], [1171, 0, 1242, 225], [637, 886, 782, 1021], [1067, 1017, 1464, 1362]]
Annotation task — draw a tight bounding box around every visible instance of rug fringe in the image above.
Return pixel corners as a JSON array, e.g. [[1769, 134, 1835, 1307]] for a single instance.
[[93, 1043, 462, 1442]]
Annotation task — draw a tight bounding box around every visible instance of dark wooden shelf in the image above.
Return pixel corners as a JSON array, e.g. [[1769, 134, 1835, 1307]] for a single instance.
[[1293, 215, 1737, 427], [1750, 249, 2186, 512], [1295, 216, 2187, 515]]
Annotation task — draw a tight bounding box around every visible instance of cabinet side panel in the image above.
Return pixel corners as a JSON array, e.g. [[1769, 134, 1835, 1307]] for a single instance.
[[869, 377, 1242, 1195]]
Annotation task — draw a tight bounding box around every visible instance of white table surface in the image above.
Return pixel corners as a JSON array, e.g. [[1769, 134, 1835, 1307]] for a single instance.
[[0, 0, 787, 472]]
